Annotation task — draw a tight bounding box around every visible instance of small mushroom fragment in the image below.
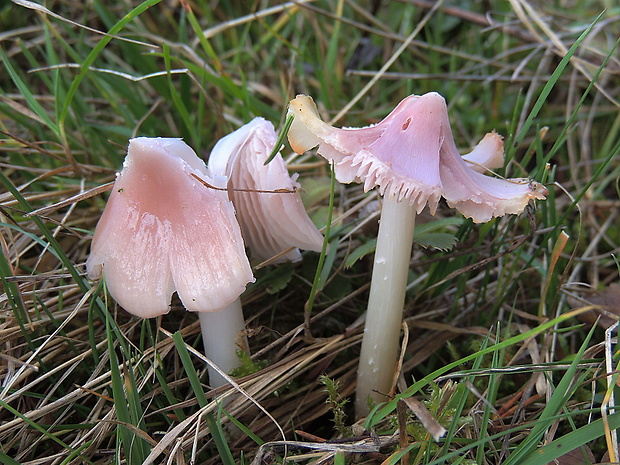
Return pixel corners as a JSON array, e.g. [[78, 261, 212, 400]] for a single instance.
[[86, 137, 254, 387], [287, 92, 547, 416], [208, 117, 324, 263]]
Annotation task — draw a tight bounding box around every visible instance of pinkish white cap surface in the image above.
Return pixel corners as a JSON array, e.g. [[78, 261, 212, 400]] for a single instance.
[[86, 137, 254, 318], [209, 117, 324, 263], [288, 93, 547, 223]]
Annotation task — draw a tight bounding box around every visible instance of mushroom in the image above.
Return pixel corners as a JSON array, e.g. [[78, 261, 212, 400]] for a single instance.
[[208, 117, 324, 263], [86, 137, 254, 388], [287, 92, 548, 416]]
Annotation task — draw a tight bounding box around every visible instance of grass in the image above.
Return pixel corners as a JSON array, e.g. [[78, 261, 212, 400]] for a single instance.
[[1, 0, 619, 463]]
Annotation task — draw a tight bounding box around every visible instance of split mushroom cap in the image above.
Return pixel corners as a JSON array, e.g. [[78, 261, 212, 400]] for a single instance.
[[288, 92, 547, 223], [86, 137, 254, 318], [209, 117, 324, 263]]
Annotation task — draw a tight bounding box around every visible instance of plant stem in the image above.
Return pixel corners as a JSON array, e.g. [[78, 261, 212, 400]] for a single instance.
[[355, 197, 416, 417], [198, 298, 248, 388]]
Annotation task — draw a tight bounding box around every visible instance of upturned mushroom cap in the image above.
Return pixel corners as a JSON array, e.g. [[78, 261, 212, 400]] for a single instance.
[[86, 138, 254, 318], [461, 131, 505, 173], [288, 93, 547, 223], [209, 117, 324, 263]]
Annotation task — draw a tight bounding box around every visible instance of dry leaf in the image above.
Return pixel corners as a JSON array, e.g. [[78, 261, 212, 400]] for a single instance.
[[545, 445, 596, 465], [571, 283, 620, 328]]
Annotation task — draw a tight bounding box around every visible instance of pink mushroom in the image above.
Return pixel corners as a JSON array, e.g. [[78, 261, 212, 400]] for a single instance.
[[208, 117, 324, 264], [287, 92, 547, 416], [86, 137, 254, 387]]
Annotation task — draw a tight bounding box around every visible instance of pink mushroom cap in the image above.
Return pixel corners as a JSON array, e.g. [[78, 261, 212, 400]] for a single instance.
[[288, 92, 547, 223], [209, 117, 324, 263], [86, 137, 254, 318]]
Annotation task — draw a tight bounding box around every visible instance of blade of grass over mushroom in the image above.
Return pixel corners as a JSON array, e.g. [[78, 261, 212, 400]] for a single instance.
[[223, 408, 265, 447], [345, 217, 462, 268], [264, 113, 294, 165]]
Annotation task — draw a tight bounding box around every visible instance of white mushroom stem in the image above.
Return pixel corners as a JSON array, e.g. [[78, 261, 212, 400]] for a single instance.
[[198, 298, 248, 388], [355, 197, 416, 417]]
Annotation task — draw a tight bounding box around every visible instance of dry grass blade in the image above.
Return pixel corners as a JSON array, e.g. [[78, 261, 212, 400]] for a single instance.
[[397, 375, 447, 442], [25, 182, 114, 217], [508, 0, 618, 106], [12, 0, 158, 48], [198, 0, 317, 40], [0, 285, 99, 400], [330, 0, 444, 124], [29, 64, 189, 82]]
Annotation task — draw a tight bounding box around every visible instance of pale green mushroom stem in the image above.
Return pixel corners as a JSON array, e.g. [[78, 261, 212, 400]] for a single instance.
[[355, 196, 416, 416], [199, 298, 248, 388]]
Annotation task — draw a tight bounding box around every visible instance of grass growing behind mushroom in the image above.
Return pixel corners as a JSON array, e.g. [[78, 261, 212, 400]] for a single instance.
[[1, 1, 619, 464]]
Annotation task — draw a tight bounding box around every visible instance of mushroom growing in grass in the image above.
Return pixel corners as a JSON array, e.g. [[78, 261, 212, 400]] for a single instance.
[[86, 137, 254, 388], [207, 117, 324, 264], [287, 92, 548, 416]]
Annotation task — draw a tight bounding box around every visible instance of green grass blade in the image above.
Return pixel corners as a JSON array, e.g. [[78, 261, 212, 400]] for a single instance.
[[171, 331, 208, 407], [528, 37, 620, 179], [305, 164, 336, 315], [162, 43, 199, 145], [264, 113, 294, 165], [171, 331, 235, 464], [105, 306, 150, 463], [58, 0, 163, 137], [0, 398, 86, 461], [367, 307, 592, 427], [503, 323, 597, 464], [513, 12, 605, 149], [0, 46, 59, 134], [518, 413, 620, 465], [0, 452, 21, 465]]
